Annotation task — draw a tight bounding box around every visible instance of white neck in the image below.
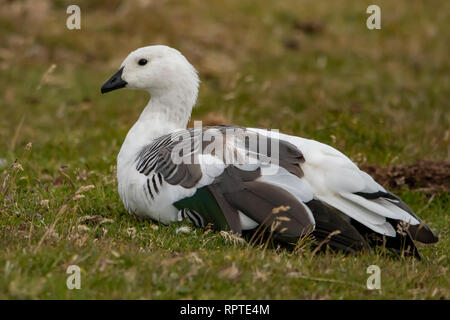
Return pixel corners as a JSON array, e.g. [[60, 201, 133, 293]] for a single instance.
[[139, 88, 195, 132], [118, 85, 198, 162]]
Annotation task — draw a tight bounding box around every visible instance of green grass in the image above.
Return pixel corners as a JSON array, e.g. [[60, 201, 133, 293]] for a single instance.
[[0, 0, 448, 299]]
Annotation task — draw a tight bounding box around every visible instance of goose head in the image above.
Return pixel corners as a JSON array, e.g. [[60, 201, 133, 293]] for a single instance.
[[101, 45, 199, 102]]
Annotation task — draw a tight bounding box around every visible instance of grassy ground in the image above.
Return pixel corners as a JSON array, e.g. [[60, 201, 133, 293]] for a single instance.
[[0, 0, 449, 299]]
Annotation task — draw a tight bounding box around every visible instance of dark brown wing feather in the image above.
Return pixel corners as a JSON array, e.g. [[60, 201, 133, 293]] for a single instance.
[[306, 199, 370, 253], [209, 166, 314, 243]]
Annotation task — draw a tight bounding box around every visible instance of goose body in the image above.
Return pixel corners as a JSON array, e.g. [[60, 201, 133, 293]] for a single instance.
[[102, 45, 438, 256]]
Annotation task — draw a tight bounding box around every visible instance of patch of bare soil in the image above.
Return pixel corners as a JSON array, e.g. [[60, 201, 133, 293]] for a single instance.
[[361, 160, 450, 193]]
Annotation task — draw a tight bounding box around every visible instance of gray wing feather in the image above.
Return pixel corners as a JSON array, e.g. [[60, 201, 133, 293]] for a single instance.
[[136, 126, 306, 189]]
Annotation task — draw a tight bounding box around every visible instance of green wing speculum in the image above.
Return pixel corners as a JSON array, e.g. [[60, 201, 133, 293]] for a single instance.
[[173, 186, 231, 231]]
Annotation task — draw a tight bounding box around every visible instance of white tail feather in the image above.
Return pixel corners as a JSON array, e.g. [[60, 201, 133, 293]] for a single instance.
[[317, 195, 396, 236], [340, 192, 419, 224], [374, 198, 420, 225]]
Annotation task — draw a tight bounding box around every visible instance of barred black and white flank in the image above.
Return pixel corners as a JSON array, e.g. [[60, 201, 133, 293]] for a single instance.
[[101, 45, 438, 257]]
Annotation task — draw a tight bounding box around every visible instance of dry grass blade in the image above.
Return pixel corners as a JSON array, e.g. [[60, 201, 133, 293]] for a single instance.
[[79, 215, 114, 225], [247, 205, 291, 248], [10, 115, 25, 151], [37, 64, 57, 90], [287, 272, 365, 288], [220, 230, 246, 246], [311, 230, 342, 258], [34, 205, 68, 254], [219, 262, 240, 281]]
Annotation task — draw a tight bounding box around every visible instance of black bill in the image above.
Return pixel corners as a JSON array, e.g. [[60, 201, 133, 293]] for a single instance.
[[101, 67, 127, 94]]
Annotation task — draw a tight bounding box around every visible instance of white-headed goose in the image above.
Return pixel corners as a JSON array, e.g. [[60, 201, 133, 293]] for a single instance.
[[101, 45, 438, 257]]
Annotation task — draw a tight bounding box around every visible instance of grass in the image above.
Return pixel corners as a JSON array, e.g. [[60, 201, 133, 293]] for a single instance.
[[0, 0, 448, 299]]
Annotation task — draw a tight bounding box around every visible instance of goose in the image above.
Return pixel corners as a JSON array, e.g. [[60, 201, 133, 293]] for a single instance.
[[101, 45, 438, 257]]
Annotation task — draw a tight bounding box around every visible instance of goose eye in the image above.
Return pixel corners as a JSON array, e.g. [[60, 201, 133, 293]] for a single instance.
[[138, 58, 148, 66]]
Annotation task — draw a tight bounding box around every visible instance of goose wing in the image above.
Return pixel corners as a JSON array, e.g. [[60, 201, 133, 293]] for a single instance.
[[135, 126, 316, 243], [248, 128, 438, 244]]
